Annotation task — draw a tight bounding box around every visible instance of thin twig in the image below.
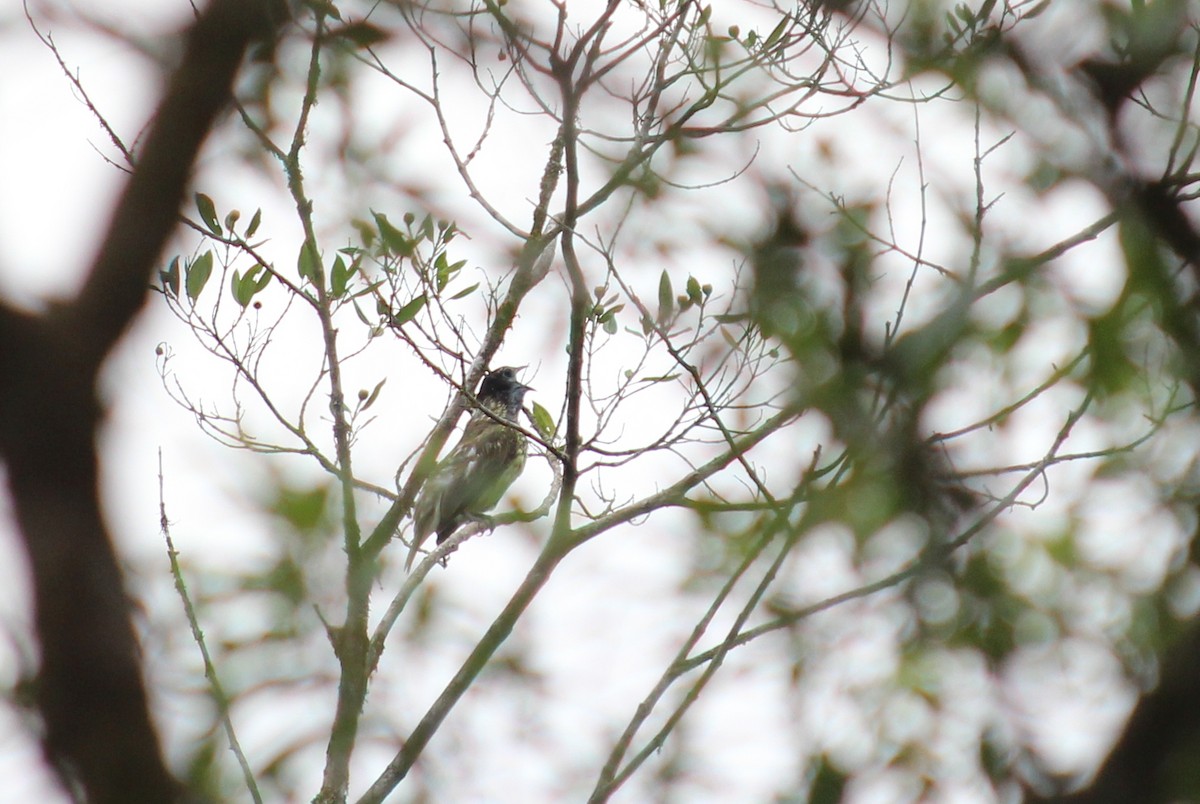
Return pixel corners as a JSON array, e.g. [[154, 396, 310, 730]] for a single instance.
[[159, 450, 262, 804]]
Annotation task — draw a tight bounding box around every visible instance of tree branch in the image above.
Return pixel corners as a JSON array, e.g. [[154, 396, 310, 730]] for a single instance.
[[0, 2, 285, 801]]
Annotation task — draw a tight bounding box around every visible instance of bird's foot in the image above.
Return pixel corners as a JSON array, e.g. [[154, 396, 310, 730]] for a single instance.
[[464, 513, 497, 530]]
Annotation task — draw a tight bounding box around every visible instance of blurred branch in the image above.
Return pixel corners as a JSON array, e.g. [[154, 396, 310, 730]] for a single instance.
[[1030, 620, 1200, 803], [0, 1, 286, 801], [683, 391, 1095, 670]]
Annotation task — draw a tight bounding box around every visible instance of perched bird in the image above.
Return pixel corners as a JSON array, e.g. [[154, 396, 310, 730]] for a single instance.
[[406, 366, 532, 570]]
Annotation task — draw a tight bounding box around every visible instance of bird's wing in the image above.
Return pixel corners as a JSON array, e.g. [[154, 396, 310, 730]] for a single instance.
[[432, 424, 523, 531], [405, 418, 525, 570]]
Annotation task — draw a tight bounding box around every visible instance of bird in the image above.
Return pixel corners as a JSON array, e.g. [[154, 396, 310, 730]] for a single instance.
[[406, 366, 532, 570]]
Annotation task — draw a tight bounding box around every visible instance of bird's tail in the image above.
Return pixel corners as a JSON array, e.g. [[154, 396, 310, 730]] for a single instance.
[[403, 541, 423, 572]]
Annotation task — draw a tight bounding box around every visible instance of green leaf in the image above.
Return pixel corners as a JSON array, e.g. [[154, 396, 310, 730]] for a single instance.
[[373, 211, 413, 257], [361, 377, 386, 411], [763, 16, 789, 47], [160, 256, 180, 297], [298, 242, 320, 284], [195, 193, 221, 235], [433, 255, 467, 291], [245, 208, 263, 238], [807, 756, 847, 804], [444, 259, 467, 291], [599, 303, 624, 323], [352, 300, 373, 326], [1023, 0, 1051, 19], [393, 294, 427, 325], [250, 264, 271, 294], [945, 11, 962, 35], [272, 484, 329, 532], [434, 252, 450, 291], [686, 276, 703, 304], [449, 282, 480, 301], [351, 218, 375, 248], [657, 269, 674, 324], [186, 251, 214, 301], [232, 263, 270, 307], [348, 278, 384, 300], [603, 316, 618, 334], [331, 21, 389, 48], [230, 268, 244, 306], [531, 401, 556, 440], [331, 254, 353, 296], [187, 252, 216, 302]]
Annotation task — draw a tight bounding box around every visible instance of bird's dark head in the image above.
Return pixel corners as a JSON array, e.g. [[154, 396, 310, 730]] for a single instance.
[[478, 366, 531, 418]]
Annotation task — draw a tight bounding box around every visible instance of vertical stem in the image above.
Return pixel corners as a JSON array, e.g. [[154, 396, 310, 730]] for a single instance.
[[282, 13, 371, 803], [357, 11, 621, 800], [549, 46, 590, 545]]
